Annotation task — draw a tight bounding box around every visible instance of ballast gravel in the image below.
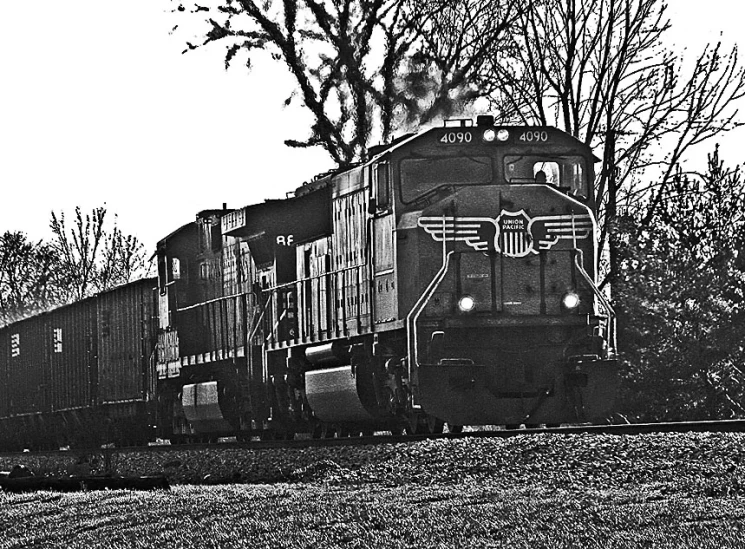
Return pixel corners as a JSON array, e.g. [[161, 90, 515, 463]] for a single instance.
[[2, 432, 744, 498]]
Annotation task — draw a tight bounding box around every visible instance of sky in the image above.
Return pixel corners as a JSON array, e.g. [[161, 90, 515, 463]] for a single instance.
[[0, 1, 742, 251]]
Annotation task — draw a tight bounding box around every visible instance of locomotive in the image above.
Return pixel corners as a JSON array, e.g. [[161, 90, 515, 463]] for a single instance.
[[155, 115, 618, 441], [0, 116, 619, 448]]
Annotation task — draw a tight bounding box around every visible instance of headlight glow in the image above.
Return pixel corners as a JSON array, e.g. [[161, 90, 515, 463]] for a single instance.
[[496, 129, 510, 141], [458, 295, 476, 312], [562, 292, 580, 310], [482, 128, 496, 142]]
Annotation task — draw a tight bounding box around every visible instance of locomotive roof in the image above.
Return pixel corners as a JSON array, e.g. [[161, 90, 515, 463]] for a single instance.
[[296, 121, 599, 198], [222, 186, 331, 243], [219, 119, 602, 244], [370, 123, 599, 162], [156, 221, 197, 251]]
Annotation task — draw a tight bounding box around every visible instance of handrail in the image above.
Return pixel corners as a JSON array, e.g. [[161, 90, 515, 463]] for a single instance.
[[248, 294, 272, 343], [406, 250, 455, 383], [262, 262, 368, 293], [176, 290, 254, 313], [573, 249, 617, 357]]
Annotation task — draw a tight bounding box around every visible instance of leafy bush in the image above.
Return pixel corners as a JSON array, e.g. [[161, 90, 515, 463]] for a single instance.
[[615, 148, 745, 421]]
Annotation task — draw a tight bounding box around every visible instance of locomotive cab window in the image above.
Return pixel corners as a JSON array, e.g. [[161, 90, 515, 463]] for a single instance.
[[533, 161, 561, 186], [505, 155, 588, 198], [158, 255, 182, 294], [171, 257, 181, 280], [400, 156, 493, 203], [372, 162, 390, 210]]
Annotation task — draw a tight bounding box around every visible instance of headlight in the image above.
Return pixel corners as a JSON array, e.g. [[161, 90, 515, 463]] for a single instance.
[[496, 129, 510, 141], [562, 292, 580, 310], [458, 295, 476, 312], [482, 128, 496, 142]]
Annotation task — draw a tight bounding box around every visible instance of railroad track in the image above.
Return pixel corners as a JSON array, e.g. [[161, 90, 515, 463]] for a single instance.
[[3, 419, 745, 460]]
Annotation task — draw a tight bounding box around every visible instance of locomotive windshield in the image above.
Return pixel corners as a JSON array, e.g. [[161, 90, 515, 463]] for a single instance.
[[504, 155, 588, 198], [400, 156, 493, 203]]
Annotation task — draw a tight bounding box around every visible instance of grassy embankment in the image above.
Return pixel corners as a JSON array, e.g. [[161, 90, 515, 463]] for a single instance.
[[2, 433, 745, 547]]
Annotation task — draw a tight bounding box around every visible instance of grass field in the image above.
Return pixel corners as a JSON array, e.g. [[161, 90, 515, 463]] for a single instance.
[[1, 482, 744, 548], [2, 433, 745, 547]]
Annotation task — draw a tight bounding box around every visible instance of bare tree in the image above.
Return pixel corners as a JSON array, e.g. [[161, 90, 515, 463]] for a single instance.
[[479, 0, 745, 278], [391, 0, 521, 129], [99, 216, 150, 291], [171, 0, 520, 162], [173, 1, 744, 277], [50, 206, 151, 302], [50, 206, 106, 301], [175, 0, 415, 164]]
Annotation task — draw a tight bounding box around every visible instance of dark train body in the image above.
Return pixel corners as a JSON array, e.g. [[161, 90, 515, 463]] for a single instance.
[[0, 279, 156, 449], [0, 117, 619, 448]]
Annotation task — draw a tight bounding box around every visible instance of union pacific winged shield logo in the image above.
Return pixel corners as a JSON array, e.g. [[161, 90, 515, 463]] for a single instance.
[[417, 210, 593, 258]]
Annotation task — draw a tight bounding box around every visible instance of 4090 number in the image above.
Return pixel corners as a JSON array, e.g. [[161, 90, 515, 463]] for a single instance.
[[439, 131, 473, 144], [519, 130, 549, 142]]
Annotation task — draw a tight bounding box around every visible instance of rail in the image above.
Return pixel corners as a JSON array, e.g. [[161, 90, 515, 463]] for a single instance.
[[12, 418, 745, 456]]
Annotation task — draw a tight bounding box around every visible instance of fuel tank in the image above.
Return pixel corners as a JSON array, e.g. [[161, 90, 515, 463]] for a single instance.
[[182, 382, 233, 433], [305, 366, 376, 423]]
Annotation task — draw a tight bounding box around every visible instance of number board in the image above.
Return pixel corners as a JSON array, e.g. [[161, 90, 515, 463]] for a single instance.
[[518, 130, 549, 143], [439, 131, 473, 144], [439, 129, 552, 144]]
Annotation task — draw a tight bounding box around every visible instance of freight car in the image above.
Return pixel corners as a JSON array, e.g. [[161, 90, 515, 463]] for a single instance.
[[156, 116, 619, 441], [0, 278, 157, 450]]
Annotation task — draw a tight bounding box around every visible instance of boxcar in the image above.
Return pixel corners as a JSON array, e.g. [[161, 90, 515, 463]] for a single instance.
[[0, 278, 157, 450]]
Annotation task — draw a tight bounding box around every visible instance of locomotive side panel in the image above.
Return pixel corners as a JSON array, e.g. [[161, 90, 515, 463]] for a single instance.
[[330, 187, 371, 337], [155, 222, 199, 363], [372, 211, 398, 324], [296, 237, 333, 339]]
